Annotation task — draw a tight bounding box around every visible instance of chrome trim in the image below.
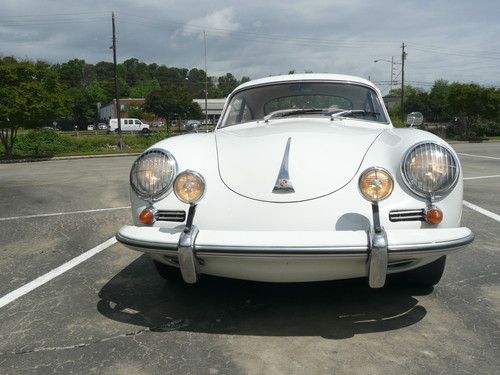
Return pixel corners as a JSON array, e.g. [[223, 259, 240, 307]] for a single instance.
[[368, 228, 388, 288], [117, 229, 473, 256], [389, 209, 425, 222], [173, 170, 206, 204], [194, 244, 367, 254], [272, 137, 295, 194], [115, 232, 178, 251], [400, 141, 460, 201], [358, 166, 394, 202], [156, 210, 186, 222], [177, 226, 200, 284], [130, 148, 178, 202], [389, 231, 474, 252]]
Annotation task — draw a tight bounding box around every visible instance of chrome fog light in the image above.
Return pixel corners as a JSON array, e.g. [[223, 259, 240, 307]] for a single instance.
[[359, 167, 394, 202], [130, 149, 177, 201], [401, 142, 459, 200], [173, 170, 206, 204]]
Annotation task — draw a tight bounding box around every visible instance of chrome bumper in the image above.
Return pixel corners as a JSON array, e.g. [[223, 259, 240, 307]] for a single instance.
[[116, 226, 474, 287]]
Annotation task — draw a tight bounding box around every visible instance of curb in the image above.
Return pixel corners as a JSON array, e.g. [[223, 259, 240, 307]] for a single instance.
[[0, 153, 140, 164]]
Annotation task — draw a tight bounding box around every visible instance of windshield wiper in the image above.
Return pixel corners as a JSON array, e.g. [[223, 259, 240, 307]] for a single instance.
[[264, 108, 326, 122], [330, 110, 380, 120]]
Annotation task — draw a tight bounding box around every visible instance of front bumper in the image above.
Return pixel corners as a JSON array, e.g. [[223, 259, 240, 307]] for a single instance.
[[116, 225, 474, 285]]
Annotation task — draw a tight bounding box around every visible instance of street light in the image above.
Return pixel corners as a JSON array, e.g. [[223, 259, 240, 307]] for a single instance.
[[373, 56, 401, 92]]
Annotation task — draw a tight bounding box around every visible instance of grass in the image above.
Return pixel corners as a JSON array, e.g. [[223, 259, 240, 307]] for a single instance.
[[0, 130, 171, 159]]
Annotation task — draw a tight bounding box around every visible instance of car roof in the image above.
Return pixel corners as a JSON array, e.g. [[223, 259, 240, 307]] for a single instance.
[[233, 73, 377, 93]]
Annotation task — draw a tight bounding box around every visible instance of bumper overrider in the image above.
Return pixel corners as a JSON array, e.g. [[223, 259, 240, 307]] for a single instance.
[[116, 218, 474, 288]]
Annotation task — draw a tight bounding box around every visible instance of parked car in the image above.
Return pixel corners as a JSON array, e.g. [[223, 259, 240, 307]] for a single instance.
[[109, 118, 150, 133], [39, 126, 59, 131], [116, 74, 474, 289], [97, 123, 108, 130], [87, 124, 95, 131]]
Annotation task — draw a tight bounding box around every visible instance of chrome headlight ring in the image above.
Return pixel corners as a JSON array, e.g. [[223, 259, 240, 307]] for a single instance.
[[401, 141, 460, 201], [130, 148, 178, 202]]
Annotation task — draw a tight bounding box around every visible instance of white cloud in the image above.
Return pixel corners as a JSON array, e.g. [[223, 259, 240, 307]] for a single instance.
[[182, 7, 240, 38], [0, 0, 499, 88]]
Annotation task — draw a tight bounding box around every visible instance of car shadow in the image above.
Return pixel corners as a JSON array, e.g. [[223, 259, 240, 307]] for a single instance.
[[97, 255, 431, 339]]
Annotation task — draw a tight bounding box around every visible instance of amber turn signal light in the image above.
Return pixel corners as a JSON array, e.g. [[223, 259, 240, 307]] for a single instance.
[[139, 208, 156, 225], [425, 207, 443, 225]]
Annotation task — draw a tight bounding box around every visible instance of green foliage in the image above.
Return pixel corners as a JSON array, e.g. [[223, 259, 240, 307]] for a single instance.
[[144, 87, 203, 130], [148, 129, 172, 144], [387, 81, 500, 139], [52, 59, 86, 88], [217, 73, 239, 97], [14, 130, 70, 156], [0, 57, 71, 155], [0, 130, 169, 158], [428, 80, 451, 122], [130, 79, 160, 98]]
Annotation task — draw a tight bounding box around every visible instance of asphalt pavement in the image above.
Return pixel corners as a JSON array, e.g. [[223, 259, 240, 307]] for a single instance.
[[0, 143, 498, 374]]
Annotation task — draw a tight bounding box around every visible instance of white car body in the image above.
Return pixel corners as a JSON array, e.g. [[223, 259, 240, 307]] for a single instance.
[[117, 74, 473, 287], [109, 118, 150, 133]]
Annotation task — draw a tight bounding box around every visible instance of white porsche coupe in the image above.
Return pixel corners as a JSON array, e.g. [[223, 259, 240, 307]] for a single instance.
[[117, 74, 474, 288]]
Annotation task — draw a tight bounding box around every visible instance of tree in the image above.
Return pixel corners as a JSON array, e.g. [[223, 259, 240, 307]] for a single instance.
[[123, 58, 150, 86], [130, 79, 160, 98], [144, 87, 203, 132], [447, 83, 500, 138], [217, 73, 239, 97], [101, 78, 131, 103], [95, 61, 114, 82], [66, 80, 107, 126], [0, 58, 70, 156], [186, 68, 212, 98], [53, 59, 86, 88], [240, 76, 251, 84], [428, 80, 451, 122]]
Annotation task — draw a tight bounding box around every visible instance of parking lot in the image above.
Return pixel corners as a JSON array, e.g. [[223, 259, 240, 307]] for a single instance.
[[0, 142, 498, 374]]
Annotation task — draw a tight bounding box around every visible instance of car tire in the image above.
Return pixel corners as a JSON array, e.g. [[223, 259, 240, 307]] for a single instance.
[[141, 128, 150, 134], [395, 256, 446, 287], [153, 260, 183, 282]]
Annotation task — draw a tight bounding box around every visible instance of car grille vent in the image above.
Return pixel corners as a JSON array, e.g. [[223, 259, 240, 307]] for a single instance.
[[389, 209, 425, 222], [157, 210, 186, 222]]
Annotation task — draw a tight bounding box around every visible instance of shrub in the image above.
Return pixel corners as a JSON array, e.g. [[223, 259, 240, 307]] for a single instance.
[[14, 130, 71, 156]]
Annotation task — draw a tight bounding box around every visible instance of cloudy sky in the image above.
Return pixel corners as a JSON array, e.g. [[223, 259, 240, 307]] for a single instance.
[[1, 0, 499, 93]]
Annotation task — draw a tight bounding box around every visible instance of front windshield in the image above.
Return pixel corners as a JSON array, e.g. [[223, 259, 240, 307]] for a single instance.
[[219, 81, 388, 128]]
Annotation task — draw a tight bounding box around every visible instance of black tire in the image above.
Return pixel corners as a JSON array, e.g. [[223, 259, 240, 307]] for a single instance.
[[396, 256, 446, 287], [153, 260, 183, 282], [141, 128, 150, 134]]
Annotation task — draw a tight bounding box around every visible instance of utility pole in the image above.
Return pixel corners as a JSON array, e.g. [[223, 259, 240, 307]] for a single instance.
[[400, 42, 406, 122], [112, 12, 123, 149], [390, 56, 394, 92], [203, 31, 209, 132]]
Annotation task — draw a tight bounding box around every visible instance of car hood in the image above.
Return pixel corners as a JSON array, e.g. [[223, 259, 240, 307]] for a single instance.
[[215, 119, 384, 202]]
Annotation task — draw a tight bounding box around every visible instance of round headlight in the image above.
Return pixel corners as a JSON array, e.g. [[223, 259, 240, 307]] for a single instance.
[[130, 149, 177, 201], [173, 170, 206, 204], [359, 167, 394, 202], [402, 142, 459, 199]]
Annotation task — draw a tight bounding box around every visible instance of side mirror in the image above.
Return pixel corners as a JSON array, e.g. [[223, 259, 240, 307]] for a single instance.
[[406, 112, 423, 127]]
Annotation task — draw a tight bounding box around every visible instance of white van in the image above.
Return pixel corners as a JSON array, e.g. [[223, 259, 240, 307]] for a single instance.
[[108, 118, 150, 133]]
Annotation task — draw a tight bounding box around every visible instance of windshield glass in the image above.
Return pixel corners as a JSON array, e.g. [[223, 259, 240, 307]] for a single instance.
[[219, 82, 388, 128]]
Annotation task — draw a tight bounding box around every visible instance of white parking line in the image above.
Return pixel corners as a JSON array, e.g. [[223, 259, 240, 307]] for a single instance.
[[463, 200, 500, 222], [464, 174, 500, 181], [0, 206, 131, 222], [0, 237, 117, 309], [458, 153, 500, 161]]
